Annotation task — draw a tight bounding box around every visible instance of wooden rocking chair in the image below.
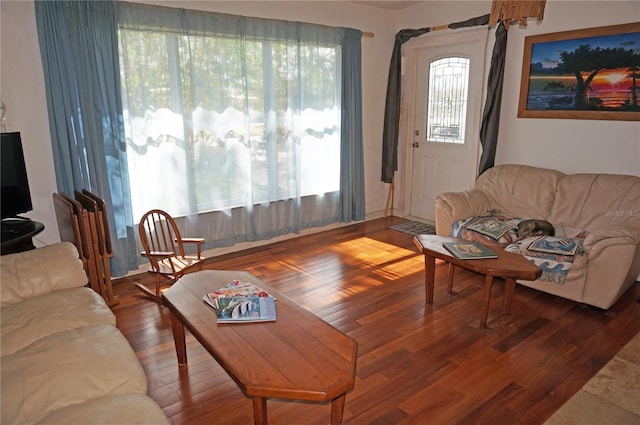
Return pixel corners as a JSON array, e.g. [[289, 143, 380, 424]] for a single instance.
[[136, 209, 205, 301]]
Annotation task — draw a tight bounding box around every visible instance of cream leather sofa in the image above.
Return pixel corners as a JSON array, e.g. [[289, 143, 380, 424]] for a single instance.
[[1, 242, 169, 425], [435, 164, 640, 310]]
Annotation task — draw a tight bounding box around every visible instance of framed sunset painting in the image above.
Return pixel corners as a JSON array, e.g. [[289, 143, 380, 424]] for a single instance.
[[518, 22, 640, 121]]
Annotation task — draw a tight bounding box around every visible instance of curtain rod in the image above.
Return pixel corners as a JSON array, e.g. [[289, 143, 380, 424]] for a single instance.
[[362, 15, 489, 38], [361, 21, 463, 38], [429, 24, 451, 31], [362, 22, 474, 40]]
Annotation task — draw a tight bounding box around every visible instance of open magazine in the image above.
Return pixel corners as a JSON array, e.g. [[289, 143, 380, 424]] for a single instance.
[[203, 280, 276, 323]]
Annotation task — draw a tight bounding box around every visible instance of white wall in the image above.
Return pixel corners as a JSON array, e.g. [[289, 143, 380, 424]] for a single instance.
[[1, 0, 639, 250], [1, 0, 58, 245], [497, 0, 640, 176]]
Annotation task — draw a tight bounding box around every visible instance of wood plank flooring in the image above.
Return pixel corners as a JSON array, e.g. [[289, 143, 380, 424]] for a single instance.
[[111, 217, 640, 425]]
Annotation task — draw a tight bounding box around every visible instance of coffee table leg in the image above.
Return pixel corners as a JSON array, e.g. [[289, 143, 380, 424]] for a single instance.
[[424, 254, 435, 304], [168, 310, 188, 365], [447, 263, 455, 294], [252, 397, 268, 425], [330, 394, 346, 425], [481, 275, 494, 329], [503, 278, 516, 315]]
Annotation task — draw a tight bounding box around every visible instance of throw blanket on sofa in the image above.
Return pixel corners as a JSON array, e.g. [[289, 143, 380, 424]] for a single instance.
[[505, 236, 586, 284], [451, 210, 588, 284]]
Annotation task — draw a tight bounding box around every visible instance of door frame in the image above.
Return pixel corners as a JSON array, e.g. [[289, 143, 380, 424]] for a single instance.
[[400, 27, 491, 222]]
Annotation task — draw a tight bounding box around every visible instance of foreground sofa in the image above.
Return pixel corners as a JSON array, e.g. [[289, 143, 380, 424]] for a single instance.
[[1, 242, 169, 425], [434, 164, 640, 310]]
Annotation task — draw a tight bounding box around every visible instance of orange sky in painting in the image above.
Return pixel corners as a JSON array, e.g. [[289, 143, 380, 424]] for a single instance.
[[589, 67, 634, 91]]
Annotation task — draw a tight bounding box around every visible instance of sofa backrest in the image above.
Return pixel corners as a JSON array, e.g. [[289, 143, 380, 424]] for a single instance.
[[548, 173, 640, 234], [0, 242, 88, 307], [474, 164, 565, 220]]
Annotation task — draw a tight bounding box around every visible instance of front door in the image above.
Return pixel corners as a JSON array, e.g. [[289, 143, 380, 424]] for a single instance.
[[407, 29, 487, 222]]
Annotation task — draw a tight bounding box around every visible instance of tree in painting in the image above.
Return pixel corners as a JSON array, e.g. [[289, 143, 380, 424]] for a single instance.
[[627, 64, 640, 108], [556, 44, 640, 110]]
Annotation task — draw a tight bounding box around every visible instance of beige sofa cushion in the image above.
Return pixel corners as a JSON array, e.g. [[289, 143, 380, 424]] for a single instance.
[[1, 325, 149, 425], [0, 242, 87, 307], [0, 287, 115, 356], [548, 173, 640, 234], [32, 394, 169, 425], [474, 164, 565, 219]]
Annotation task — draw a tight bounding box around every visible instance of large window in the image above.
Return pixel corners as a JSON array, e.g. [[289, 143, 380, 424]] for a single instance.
[[119, 29, 341, 219], [35, 0, 363, 276]]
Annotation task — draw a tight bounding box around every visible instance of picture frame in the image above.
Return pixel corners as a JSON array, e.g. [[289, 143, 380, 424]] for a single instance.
[[518, 22, 640, 121]]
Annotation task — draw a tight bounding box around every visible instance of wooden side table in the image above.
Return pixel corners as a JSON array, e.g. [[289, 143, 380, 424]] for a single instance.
[[1, 219, 44, 255], [414, 234, 541, 328]]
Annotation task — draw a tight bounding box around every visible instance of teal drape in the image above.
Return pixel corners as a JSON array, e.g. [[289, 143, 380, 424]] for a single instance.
[[35, 0, 137, 275], [340, 29, 366, 221]]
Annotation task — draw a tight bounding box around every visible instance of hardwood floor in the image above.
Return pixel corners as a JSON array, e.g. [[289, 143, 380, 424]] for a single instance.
[[111, 217, 640, 425]]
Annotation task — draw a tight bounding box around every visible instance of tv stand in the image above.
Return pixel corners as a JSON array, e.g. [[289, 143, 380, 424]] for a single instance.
[[1, 219, 44, 255]]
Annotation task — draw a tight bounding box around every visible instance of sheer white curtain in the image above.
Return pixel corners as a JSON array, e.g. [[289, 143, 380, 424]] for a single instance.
[[119, 2, 362, 249]]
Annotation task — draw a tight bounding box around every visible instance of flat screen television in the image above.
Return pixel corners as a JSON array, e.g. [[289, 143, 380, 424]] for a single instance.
[[1, 132, 33, 219]]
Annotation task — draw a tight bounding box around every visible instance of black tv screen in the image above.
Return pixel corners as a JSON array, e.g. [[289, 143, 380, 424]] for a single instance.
[[1, 132, 33, 219]]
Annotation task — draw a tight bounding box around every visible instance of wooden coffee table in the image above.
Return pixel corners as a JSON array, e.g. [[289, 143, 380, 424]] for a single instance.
[[414, 235, 541, 328], [162, 270, 357, 425]]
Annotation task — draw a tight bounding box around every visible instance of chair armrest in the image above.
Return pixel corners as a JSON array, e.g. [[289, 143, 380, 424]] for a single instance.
[[434, 190, 491, 235], [180, 237, 205, 259], [181, 237, 205, 244]]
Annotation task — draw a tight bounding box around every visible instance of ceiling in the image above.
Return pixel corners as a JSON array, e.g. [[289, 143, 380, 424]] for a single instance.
[[351, 1, 423, 10]]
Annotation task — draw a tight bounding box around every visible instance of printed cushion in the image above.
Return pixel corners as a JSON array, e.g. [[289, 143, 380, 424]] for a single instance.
[[465, 216, 516, 239], [451, 210, 522, 247]]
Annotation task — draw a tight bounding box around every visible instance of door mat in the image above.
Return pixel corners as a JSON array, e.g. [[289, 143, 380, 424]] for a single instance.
[[389, 221, 436, 236]]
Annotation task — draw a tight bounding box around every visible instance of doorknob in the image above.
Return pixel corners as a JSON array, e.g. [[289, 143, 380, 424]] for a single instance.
[[412, 142, 419, 148]]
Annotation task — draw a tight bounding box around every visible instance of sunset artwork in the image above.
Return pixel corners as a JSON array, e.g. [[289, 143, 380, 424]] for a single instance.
[[519, 23, 640, 120]]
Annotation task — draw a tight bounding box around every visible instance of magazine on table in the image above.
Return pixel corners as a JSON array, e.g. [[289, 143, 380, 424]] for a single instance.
[[203, 280, 277, 323], [443, 241, 498, 260]]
